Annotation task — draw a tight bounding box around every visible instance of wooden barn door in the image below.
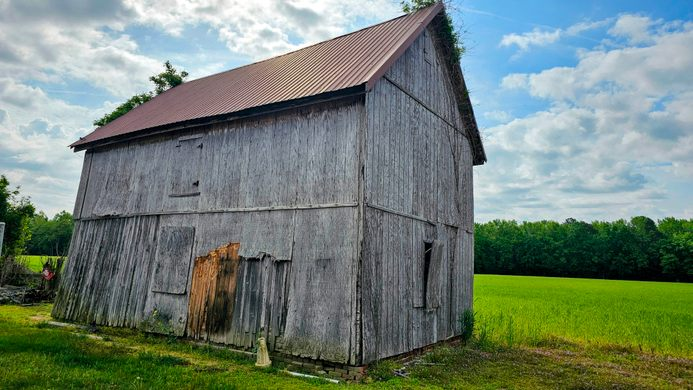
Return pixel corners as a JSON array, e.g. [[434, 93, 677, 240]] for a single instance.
[[186, 243, 291, 350]]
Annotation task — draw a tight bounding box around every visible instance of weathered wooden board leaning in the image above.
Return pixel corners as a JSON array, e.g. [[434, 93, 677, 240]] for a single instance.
[[53, 3, 486, 367]]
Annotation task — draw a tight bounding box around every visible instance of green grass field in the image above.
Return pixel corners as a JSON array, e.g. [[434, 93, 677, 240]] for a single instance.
[[474, 274, 693, 357], [17, 255, 62, 272], [0, 275, 690, 388]]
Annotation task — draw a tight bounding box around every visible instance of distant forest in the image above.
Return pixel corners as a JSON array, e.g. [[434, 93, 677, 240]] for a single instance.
[[475, 217, 692, 282]]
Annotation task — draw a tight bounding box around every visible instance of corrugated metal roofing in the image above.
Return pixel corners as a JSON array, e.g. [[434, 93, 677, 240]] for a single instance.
[[72, 3, 443, 149]]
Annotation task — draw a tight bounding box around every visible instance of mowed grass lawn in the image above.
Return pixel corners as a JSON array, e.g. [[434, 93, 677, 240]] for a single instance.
[[0, 275, 691, 389]]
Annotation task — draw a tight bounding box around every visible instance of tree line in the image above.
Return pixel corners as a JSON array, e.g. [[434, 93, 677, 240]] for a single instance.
[[475, 217, 692, 282], [1, 175, 73, 258], [3, 174, 691, 282]]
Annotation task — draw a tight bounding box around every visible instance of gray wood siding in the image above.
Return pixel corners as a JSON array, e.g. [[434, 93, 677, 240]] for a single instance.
[[52, 216, 160, 328], [56, 27, 477, 366], [364, 33, 467, 226], [280, 207, 358, 364], [384, 29, 466, 141], [79, 101, 361, 219], [54, 207, 359, 355], [360, 29, 474, 362], [72, 151, 92, 219], [55, 100, 363, 361]]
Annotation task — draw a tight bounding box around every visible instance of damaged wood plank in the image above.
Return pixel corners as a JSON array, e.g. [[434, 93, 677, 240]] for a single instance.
[[186, 243, 292, 352], [186, 242, 240, 340]]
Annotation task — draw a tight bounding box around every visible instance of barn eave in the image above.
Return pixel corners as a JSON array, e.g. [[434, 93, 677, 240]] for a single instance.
[[71, 84, 368, 152]]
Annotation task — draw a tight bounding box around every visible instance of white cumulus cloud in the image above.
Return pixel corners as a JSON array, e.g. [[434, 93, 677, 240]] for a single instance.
[[478, 15, 693, 221], [0, 0, 401, 216]]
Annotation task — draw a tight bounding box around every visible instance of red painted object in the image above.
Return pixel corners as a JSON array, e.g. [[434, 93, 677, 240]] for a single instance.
[[42, 268, 55, 281]]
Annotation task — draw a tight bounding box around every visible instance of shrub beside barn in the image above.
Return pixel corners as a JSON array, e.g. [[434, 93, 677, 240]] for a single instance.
[[54, 3, 486, 376]]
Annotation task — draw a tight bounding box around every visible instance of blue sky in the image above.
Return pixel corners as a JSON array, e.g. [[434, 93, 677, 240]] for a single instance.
[[0, 0, 691, 222]]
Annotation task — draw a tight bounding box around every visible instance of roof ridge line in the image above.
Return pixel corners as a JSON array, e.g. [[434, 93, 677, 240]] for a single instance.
[[184, 6, 438, 86], [364, 2, 443, 90]]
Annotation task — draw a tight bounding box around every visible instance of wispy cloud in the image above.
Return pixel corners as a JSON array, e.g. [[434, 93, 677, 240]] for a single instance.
[[499, 18, 611, 52], [500, 28, 562, 51]]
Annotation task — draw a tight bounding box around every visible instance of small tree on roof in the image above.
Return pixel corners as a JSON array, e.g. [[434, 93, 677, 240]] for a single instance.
[[401, 0, 465, 62], [150, 61, 189, 95]]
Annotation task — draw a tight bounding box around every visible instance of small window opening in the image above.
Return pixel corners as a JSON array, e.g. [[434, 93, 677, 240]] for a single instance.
[[422, 241, 433, 307]]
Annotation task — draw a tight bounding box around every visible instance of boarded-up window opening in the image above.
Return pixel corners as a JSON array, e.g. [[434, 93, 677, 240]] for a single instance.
[[416, 239, 442, 310], [152, 226, 195, 294], [169, 135, 203, 197], [423, 241, 432, 307]]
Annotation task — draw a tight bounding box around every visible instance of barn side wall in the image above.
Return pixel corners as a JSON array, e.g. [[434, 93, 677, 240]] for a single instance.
[[360, 28, 474, 363], [54, 100, 363, 364]]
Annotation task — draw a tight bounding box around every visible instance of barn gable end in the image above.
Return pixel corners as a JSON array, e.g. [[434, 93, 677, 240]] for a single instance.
[[359, 25, 475, 362]]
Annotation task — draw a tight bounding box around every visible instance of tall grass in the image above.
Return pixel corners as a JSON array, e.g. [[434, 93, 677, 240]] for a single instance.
[[474, 274, 693, 357]]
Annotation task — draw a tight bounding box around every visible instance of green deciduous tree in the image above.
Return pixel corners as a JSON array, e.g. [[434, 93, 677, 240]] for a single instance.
[[93, 93, 153, 127], [0, 175, 35, 256], [150, 61, 189, 95], [475, 217, 693, 282], [27, 211, 74, 256], [93, 61, 189, 127]]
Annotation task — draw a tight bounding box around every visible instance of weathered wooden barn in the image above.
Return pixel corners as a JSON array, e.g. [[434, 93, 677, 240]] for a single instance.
[[54, 3, 486, 369]]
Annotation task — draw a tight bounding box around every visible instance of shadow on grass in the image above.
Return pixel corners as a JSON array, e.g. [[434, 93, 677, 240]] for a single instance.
[[368, 339, 692, 389]]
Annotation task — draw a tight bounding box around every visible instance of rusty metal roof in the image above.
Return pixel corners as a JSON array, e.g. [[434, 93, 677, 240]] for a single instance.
[[72, 4, 443, 149], [71, 2, 486, 165]]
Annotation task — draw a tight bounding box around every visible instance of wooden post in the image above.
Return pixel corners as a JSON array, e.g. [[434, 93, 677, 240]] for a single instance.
[[0, 222, 5, 255]]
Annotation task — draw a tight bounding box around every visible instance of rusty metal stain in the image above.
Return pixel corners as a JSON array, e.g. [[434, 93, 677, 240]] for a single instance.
[[186, 242, 240, 340]]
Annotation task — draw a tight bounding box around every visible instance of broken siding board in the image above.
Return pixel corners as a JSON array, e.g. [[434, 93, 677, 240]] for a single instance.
[[72, 152, 93, 219], [268, 260, 291, 350]]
